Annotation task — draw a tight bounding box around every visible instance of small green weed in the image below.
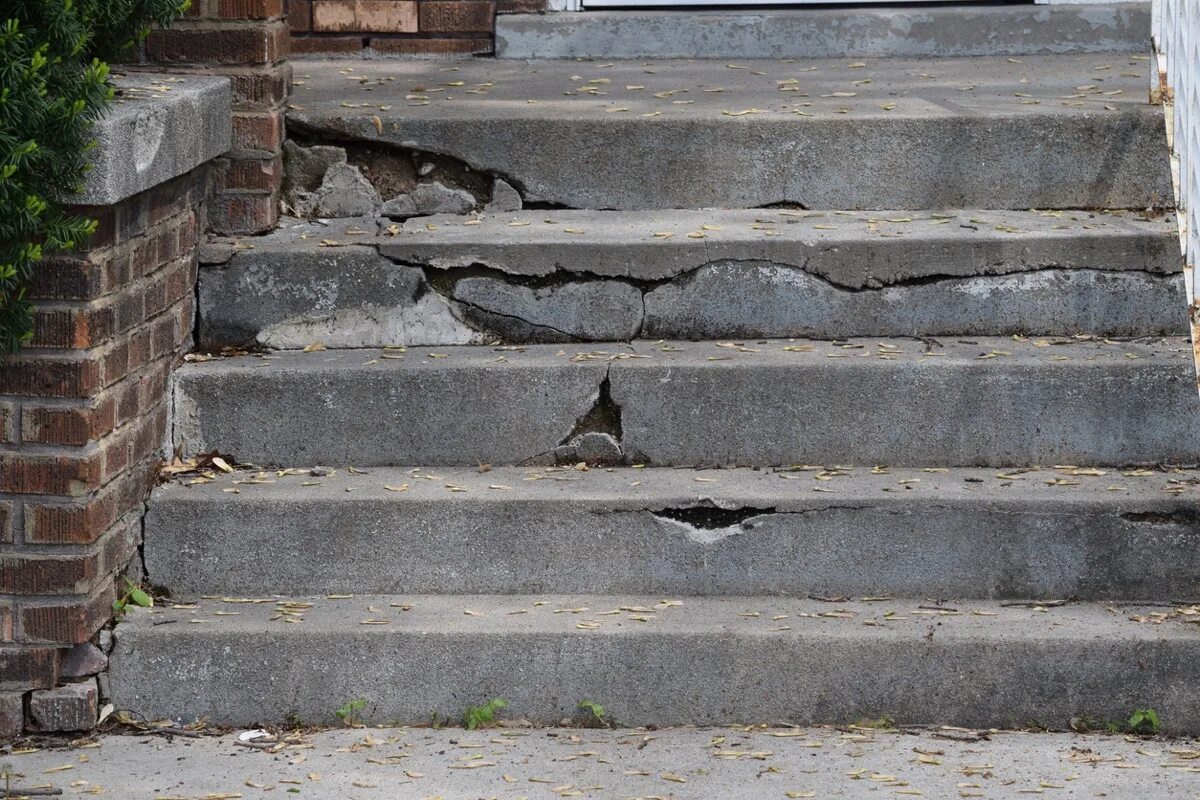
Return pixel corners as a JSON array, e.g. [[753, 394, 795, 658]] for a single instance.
[[335, 698, 368, 727], [578, 700, 607, 727], [1127, 708, 1161, 736], [112, 578, 154, 616], [463, 698, 507, 730]]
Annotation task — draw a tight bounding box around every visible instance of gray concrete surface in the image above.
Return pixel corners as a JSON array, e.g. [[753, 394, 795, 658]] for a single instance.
[[199, 210, 1185, 347], [80, 73, 230, 205], [10, 726, 1198, 800], [172, 337, 1200, 468], [288, 55, 1171, 210], [110, 596, 1200, 730], [496, 4, 1152, 59], [144, 465, 1200, 599]]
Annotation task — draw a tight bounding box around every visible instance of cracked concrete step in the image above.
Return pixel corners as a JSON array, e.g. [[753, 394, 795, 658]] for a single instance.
[[173, 338, 1200, 468], [144, 465, 1200, 599], [110, 596, 1200, 731], [496, 4, 1151, 60], [199, 211, 1184, 349], [288, 54, 1170, 211]]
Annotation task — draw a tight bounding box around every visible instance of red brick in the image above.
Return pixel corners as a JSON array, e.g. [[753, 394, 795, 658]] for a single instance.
[[289, 0, 313, 31], [0, 402, 15, 444], [0, 501, 12, 545], [0, 553, 100, 596], [291, 35, 365, 53], [0, 357, 102, 399], [148, 22, 289, 65], [369, 35, 491, 54], [227, 63, 293, 108], [218, 0, 286, 18], [496, 0, 546, 12], [314, 0, 417, 32], [208, 192, 280, 235], [418, 0, 493, 33], [22, 397, 116, 446], [0, 450, 104, 497], [232, 111, 285, 153], [215, 154, 285, 194], [0, 647, 60, 690], [19, 584, 116, 645]]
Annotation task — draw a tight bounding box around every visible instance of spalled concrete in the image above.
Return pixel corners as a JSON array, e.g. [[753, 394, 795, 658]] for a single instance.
[[110, 596, 1200, 730], [198, 210, 1184, 347], [198, 224, 477, 349], [171, 338, 1200, 468], [496, 4, 1152, 59], [144, 465, 1200, 599], [287, 55, 1171, 210], [11, 727, 1200, 800]]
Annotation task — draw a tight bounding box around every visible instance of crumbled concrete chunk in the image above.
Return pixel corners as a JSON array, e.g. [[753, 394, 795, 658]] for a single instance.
[[382, 182, 476, 219], [486, 178, 523, 212], [314, 163, 381, 218]]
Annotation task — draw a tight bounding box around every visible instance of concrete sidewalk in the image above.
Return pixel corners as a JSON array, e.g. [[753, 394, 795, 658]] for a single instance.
[[5, 726, 1198, 799]]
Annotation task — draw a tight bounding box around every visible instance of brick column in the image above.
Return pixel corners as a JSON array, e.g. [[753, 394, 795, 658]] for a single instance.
[[0, 75, 230, 738], [147, 1, 292, 234]]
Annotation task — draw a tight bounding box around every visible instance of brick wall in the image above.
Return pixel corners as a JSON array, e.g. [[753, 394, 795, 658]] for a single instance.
[[289, 0, 523, 56], [0, 169, 206, 737], [146, 1, 292, 234]]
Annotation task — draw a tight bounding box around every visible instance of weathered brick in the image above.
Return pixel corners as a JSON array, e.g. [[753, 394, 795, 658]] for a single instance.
[[0, 402, 15, 444], [0, 356, 102, 399], [369, 35, 491, 54], [24, 461, 154, 545], [289, 0, 313, 31], [214, 154, 286, 194], [0, 500, 12, 544], [0, 450, 104, 496], [208, 192, 280, 234], [0, 552, 101, 595], [227, 63, 293, 108], [496, 0, 546, 12], [148, 22, 289, 65], [232, 111, 286, 153], [0, 647, 59, 690], [28, 681, 97, 731], [418, 0, 493, 33], [291, 35, 365, 54], [21, 396, 116, 446], [19, 584, 116, 645], [217, 0, 286, 18], [314, 0, 417, 32]]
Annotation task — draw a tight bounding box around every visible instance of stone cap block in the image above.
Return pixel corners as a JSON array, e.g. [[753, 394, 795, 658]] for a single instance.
[[76, 72, 231, 206]]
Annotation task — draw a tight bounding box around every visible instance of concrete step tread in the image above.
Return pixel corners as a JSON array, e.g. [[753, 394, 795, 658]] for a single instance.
[[111, 594, 1200, 728], [174, 336, 1200, 468], [379, 208, 1180, 283], [292, 53, 1152, 125], [495, 4, 1150, 59], [146, 464, 1200, 598], [13, 727, 1200, 800], [124, 595, 1199, 641], [160, 463, 1196, 505], [286, 54, 1169, 210], [182, 336, 1191, 376]]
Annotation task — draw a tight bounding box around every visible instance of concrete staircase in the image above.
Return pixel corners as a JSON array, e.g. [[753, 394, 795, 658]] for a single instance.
[[111, 3, 1200, 733]]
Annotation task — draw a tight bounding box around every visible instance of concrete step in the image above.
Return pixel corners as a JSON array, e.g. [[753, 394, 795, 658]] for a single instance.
[[110, 595, 1200, 731], [199, 210, 1184, 349], [145, 465, 1200, 599], [173, 337, 1200, 469], [495, 4, 1151, 60], [287, 54, 1170, 211]]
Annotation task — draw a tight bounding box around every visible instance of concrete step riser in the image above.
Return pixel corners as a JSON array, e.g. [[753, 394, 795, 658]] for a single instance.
[[289, 56, 1171, 212], [496, 5, 1151, 60], [110, 597, 1200, 731], [145, 468, 1200, 599], [174, 339, 1200, 468], [199, 212, 1184, 349]]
